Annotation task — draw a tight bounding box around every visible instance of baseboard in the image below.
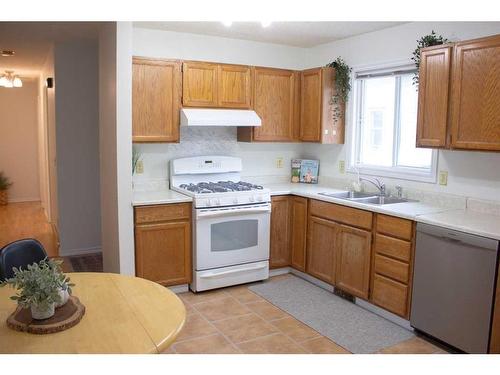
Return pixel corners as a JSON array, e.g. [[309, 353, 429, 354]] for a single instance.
[[7, 198, 41, 203], [355, 298, 413, 331], [269, 267, 291, 277], [289, 268, 335, 293], [169, 284, 189, 294], [60, 246, 102, 257]]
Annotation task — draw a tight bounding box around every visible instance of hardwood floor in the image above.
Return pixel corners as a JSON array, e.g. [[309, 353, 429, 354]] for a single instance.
[[0, 202, 58, 257], [168, 274, 447, 354]]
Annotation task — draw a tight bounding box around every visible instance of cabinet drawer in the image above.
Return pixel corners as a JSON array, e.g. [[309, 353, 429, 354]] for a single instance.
[[310, 200, 372, 230], [372, 274, 409, 317], [374, 234, 411, 262], [135, 203, 191, 224], [376, 214, 413, 240], [374, 254, 409, 284]]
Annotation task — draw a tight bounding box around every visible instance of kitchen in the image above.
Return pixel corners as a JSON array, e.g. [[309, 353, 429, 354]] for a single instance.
[[130, 21, 500, 355], [1, 10, 500, 369]]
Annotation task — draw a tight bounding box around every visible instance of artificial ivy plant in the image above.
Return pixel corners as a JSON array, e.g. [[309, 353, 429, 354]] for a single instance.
[[411, 30, 449, 87], [326, 57, 352, 124]]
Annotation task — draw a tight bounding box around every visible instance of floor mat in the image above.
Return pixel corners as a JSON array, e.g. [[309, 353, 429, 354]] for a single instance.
[[69, 253, 103, 272], [249, 275, 414, 353]]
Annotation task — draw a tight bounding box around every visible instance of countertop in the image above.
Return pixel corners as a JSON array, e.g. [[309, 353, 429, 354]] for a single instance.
[[133, 189, 192, 206], [415, 209, 500, 241], [131, 183, 500, 240], [265, 183, 450, 221]]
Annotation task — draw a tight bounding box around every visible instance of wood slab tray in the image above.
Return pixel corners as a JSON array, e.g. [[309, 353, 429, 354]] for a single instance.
[[6, 296, 85, 334]]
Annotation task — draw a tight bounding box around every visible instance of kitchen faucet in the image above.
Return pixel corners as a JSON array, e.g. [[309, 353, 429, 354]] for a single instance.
[[360, 177, 386, 196]]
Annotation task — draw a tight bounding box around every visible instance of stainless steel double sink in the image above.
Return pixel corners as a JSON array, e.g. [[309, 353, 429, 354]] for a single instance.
[[318, 191, 415, 205]]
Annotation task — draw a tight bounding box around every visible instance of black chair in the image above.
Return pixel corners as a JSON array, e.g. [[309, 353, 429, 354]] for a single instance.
[[0, 239, 48, 280]]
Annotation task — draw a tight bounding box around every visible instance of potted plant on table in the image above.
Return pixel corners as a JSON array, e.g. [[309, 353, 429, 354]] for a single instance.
[[0, 258, 72, 320], [0, 171, 13, 205]]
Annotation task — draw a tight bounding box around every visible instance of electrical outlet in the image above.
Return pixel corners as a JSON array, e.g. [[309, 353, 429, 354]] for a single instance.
[[339, 160, 345, 174], [276, 157, 284, 169], [136, 160, 144, 174], [438, 170, 448, 186]]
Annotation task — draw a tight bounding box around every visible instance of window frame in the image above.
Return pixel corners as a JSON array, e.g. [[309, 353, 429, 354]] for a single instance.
[[346, 60, 438, 183]]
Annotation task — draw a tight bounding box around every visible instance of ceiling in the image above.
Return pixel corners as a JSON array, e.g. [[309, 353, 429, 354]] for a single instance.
[[0, 22, 103, 78], [133, 21, 407, 48]]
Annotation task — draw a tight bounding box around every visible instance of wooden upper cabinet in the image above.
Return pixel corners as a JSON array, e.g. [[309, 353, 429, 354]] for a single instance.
[[182, 61, 218, 107], [335, 224, 372, 299], [300, 67, 344, 144], [218, 64, 252, 108], [306, 216, 337, 285], [449, 35, 500, 151], [290, 196, 308, 272], [270, 196, 291, 268], [240, 67, 299, 142], [132, 57, 181, 142], [416, 45, 453, 148]]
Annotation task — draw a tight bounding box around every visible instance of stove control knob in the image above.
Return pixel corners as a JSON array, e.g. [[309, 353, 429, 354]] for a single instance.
[[214, 198, 221, 206], [206, 199, 212, 207], [249, 196, 255, 202], [256, 195, 263, 202], [233, 198, 239, 204]]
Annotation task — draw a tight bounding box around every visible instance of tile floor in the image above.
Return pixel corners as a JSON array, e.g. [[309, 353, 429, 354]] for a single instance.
[[168, 274, 448, 354]]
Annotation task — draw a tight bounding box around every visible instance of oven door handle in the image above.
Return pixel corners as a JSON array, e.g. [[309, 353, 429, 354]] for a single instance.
[[199, 264, 268, 279], [196, 206, 271, 219]]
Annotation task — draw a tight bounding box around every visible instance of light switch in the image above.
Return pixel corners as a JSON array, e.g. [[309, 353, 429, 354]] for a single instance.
[[438, 170, 448, 186]]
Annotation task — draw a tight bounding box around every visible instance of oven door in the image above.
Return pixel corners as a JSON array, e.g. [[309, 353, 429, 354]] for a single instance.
[[194, 203, 271, 271]]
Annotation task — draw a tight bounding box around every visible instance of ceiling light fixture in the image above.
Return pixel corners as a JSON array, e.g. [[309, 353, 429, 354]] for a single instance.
[[222, 21, 232, 27], [261, 21, 272, 28], [0, 70, 22, 88], [1, 50, 15, 57]]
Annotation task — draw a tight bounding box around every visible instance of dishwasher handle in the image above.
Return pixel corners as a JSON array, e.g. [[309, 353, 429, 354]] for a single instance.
[[417, 223, 499, 251]]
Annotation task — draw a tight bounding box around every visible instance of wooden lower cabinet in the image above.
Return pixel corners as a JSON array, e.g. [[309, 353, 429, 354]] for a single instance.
[[134, 203, 192, 286], [370, 214, 415, 318], [270, 196, 291, 268], [335, 224, 372, 299], [306, 216, 337, 284], [290, 196, 308, 271]]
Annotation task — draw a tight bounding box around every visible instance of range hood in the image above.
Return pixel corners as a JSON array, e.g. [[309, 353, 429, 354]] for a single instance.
[[180, 108, 261, 127]]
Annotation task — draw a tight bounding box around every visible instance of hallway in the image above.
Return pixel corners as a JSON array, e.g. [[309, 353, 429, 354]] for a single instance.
[[0, 201, 58, 257]]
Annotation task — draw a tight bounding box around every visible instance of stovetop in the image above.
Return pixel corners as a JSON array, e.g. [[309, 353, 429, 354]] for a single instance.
[[178, 181, 264, 194]]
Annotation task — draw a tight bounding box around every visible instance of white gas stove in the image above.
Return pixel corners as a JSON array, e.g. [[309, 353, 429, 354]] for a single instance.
[[170, 156, 271, 292]]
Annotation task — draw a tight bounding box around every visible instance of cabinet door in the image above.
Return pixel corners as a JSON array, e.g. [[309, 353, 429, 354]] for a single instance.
[[182, 61, 218, 107], [450, 35, 500, 151], [335, 224, 372, 299], [132, 58, 181, 142], [416, 45, 452, 148], [290, 196, 308, 271], [306, 216, 337, 284], [300, 68, 322, 142], [218, 64, 252, 108], [270, 196, 291, 268], [135, 221, 192, 286], [253, 67, 296, 141]]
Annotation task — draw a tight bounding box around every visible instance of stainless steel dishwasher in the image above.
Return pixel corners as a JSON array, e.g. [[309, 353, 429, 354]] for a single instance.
[[411, 223, 499, 353]]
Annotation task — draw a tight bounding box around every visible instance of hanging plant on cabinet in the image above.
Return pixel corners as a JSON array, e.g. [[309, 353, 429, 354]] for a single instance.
[[411, 30, 449, 88], [325, 58, 352, 125]]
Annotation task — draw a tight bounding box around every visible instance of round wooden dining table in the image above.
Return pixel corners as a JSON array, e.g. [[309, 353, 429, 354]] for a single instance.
[[0, 272, 186, 353]]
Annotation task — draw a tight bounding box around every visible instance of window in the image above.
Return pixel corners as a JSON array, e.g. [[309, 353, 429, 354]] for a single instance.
[[349, 63, 437, 182]]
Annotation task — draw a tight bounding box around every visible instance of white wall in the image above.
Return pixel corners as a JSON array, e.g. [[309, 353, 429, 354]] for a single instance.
[[0, 81, 41, 202], [54, 39, 101, 256], [99, 22, 135, 275], [302, 22, 500, 200]]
